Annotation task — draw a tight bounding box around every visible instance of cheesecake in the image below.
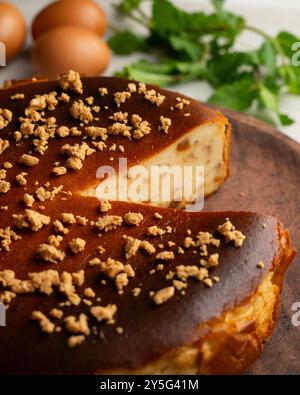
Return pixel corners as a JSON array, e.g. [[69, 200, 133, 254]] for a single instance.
[[0, 197, 294, 374], [0, 71, 294, 374], [0, 71, 230, 211]]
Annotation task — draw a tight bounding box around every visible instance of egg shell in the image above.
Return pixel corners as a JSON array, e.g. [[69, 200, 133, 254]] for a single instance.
[[32, 0, 107, 40], [31, 25, 111, 78], [0, 2, 26, 62]]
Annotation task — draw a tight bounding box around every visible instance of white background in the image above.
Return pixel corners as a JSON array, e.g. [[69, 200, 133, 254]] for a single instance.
[[1, 0, 300, 142]]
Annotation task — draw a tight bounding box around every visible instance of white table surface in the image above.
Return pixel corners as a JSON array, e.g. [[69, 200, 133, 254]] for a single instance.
[[1, 0, 300, 142]]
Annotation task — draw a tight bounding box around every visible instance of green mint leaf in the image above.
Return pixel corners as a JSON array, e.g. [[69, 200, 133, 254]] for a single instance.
[[278, 113, 294, 126], [169, 34, 203, 61], [259, 39, 277, 78], [108, 31, 148, 55], [208, 78, 257, 111], [152, 0, 244, 39], [115, 65, 176, 87], [259, 83, 279, 112], [117, 0, 142, 14], [152, 0, 187, 36], [212, 0, 225, 12], [207, 52, 259, 87]]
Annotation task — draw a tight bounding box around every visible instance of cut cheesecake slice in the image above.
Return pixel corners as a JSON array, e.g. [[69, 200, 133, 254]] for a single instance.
[[0, 197, 294, 374], [0, 71, 230, 210]]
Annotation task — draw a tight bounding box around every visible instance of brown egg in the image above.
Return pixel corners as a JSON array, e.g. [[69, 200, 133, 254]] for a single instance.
[[0, 2, 26, 63], [32, 0, 107, 40], [31, 25, 111, 78]]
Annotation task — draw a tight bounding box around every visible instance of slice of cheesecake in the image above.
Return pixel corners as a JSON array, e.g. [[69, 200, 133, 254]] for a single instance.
[[0, 71, 230, 212], [0, 197, 294, 374]]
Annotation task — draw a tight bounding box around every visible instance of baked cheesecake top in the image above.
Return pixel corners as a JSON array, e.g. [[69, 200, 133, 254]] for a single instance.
[[0, 194, 288, 373]]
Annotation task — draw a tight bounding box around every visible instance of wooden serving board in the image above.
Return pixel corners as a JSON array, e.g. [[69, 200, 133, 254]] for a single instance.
[[204, 109, 300, 374]]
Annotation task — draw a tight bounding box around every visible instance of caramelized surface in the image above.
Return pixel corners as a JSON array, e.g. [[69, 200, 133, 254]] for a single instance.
[[0, 197, 282, 374]]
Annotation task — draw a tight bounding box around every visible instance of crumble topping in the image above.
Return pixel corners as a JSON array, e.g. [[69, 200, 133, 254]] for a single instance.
[[93, 215, 123, 232], [154, 212, 162, 219], [10, 93, 25, 100], [132, 287, 141, 297], [153, 286, 175, 305], [110, 111, 128, 123], [0, 108, 12, 130], [99, 257, 135, 294], [23, 193, 35, 207], [208, 253, 219, 267], [64, 313, 90, 335], [218, 219, 246, 247], [76, 216, 88, 226], [90, 304, 117, 324], [108, 122, 132, 139], [3, 161, 12, 169], [0, 138, 9, 155], [98, 87, 108, 96], [69, 238, 86, 254], [56, 126, 70, 138], [60, 212, 76, 225], [52, 166, 67, 176], [53, 219, 69, 235], [35, 185, 63, 202], [114, 91, 131, 107], [143, 89, 165, 106], [158, 116, 171, 133], [70, 100, 93, 123], [32, 311, 55, 334], [16, 172, 27, 186], [19, 154, 39, 167], [0, 180, 10, 194], [127, 83, 137, 93], [99, 200, 111, 213], [124, 212, 143, 226], [13, 209, 50, 231], [37, 243, 65, 264], [59, 70, 83, 94], [175, 97, 190, 110], [147, 226, 166, 236], [0, 290, 16, 305], [125, 236, 156, 259], [48, 235, 63, 247], [85, 126, 108, 141], [173, 279, 187, 291], [156, 251, 175, 261], [58, 92, 70, 103], [124, 237, 141, 259], [67, 335, 85, 348], [83, 288, 95, 298], [0, 227, 21, 252]]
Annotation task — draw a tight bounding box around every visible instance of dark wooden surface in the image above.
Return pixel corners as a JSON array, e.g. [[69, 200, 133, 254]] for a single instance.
[[204, 109, 300, 374]]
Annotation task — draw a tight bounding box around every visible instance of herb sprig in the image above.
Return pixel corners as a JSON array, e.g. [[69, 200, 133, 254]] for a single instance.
[[109, 0, 300, 126]]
